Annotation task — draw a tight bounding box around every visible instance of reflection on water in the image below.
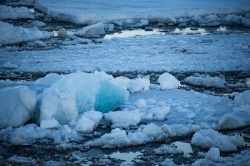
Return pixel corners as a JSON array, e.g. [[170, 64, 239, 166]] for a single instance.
[[173, 141, 193, 154], [107, 151, 142, 164], [104, 29, 163, 39]]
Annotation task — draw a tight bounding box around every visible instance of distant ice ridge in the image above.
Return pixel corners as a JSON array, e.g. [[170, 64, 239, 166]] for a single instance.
[[0, 5, 34, 20], [35, 0, 250, 25], [0, 21, 53, 47]]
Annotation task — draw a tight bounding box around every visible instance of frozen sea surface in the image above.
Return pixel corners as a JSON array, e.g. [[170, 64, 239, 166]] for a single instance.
[[1, 32, 250, 73]]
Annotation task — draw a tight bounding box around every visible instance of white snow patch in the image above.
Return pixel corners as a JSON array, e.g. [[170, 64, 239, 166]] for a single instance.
[[0, 21, 53, 46], [169, 124, 201, 137], [192, 150, 250, 166], [104, 110, 141, 128], [154, 144, 184, 155], [85, 123, 167, 148], [158, 73, 180, 90], [141, 106, 170, 121], [136, 99, 147, 109], [191, 129, 245, 152], [127, 77, 150, 93], [40, 118, 59, 129], [184, 74, 226, 88], [0, 5, 34, 20], [75, 22, 105, 38], [218, 114, 245, 130], [75, 110, 103, 133]]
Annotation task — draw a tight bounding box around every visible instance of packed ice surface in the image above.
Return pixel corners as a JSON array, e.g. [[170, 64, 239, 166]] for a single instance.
[[40, 72, 129, 125], [0, 5, 34, 20], [157, 73, 180, 90], [1, 33, 249, 73], [0, 86, 37, 129], [0, 21, 53, 46], [184, 74, 226, 88], [35, 0, 250, 24], [191, 129, 245, 152]]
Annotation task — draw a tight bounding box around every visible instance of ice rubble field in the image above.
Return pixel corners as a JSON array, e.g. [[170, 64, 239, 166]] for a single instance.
[[0, 71, 250, 165], [0, 0, 250, 165]]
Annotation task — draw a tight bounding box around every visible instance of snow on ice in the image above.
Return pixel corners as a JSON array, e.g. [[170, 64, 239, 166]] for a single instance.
[[75, 110, 103, 133], [154, 144, 184, 155], [75, 22, 106, 38], [104, 110, 141, 128], [191, 129, 245, 152], [218, 90, 250, 130], [85, 123, 166, 148], [0, 5, 34, 20], [157, 73, 180, 90], [127, 77, 150, 93], [184, 74, 226, 88], [0, 21, 53, 46]]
